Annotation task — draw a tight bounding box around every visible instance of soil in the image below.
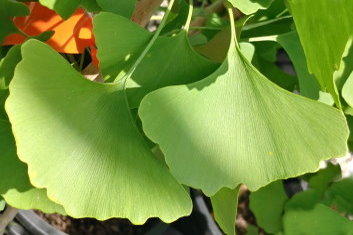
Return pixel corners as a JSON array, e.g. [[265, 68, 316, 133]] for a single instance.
[[35, 211, 148, 235], [236, 186, 265, 235]]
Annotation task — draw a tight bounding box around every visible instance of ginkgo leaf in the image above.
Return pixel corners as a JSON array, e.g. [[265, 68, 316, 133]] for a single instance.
[[97, 0, 136, 18], [227, 0, 274, 15], [94, 12, 218, 108], [284, 203, 353, 234], [249, 181, 288, 234], [39, 0, 81, 19], [287, 0, 353, 107], [0, 0, 29, 43], [210, 186, 240, 235], [0, 120, 65, 214], [138, 10, 349, 195], [5, 39, 192, 223], [3, 3, 94, 54]]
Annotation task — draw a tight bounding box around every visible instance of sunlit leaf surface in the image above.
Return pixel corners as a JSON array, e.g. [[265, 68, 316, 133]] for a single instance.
[[5, 40, 192, 223], [0, 120, 65, 214], [139, 13, 349, 195]]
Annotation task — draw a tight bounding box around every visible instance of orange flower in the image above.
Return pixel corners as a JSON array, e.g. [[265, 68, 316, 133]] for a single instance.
[[3, 2, 95, 55]]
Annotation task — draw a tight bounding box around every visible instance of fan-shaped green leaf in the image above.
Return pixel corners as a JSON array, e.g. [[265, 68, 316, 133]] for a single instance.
[[0, 120, 65, 214], [5, 40, 192, 223], [287, 0, 353, 106], [283, 204, 353, 235], [210, 186, 240, 235], [139, 10, 349, 195]]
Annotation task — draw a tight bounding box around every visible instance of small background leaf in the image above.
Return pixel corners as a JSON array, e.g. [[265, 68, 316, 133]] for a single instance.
[[287, 0, 353, 106], [210, 186, 240, 235], [283, 203, 353, 235], [250, 181, 288, 234]]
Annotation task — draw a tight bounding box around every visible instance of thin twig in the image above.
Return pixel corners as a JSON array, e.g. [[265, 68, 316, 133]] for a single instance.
[[131, 0, 164, 26], [0, 205, 18, 235]]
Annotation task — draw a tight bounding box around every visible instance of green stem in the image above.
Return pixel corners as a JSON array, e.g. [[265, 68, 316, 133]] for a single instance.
[[245, 35, 278, 42], [242, 15, 292, 31], [189, 26, 221, 30], [227, 2, 238, 48], [184, 0, 194, 32], [123, 0, 176, 85]]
